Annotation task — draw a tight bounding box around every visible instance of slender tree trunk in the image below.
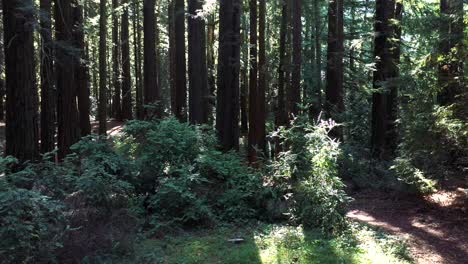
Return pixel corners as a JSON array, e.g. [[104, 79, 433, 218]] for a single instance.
[[248, 0, 258, 162], [40, 0, 56, 153], [143, 0, 161, 118], [121, 0, 132, 120], [257, 0, 266, 152], [188, 0, 209, 124], [133, 0, 144, 119], [240, 8, 248, 135], [174, 0, 187, 121], [290, 0, 301, 117], [216, 0, 241, 151], [3, 0, 39, 161], [312, 0, 322, 118], [438, 0, 464, 106], [169, 1, 176, 115], [98, 0, 108, 134], [73, 2, 91, 137], [275, 0, 288, 155], [56, 0, 81, 158], [112, 0, 122, 120], [206, 10, 216, 123], [325, 0, 344, 138]]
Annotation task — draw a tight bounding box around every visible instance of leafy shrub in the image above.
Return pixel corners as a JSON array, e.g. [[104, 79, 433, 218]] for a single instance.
[[390, 158, 437, 194], [270, 115, 350, 232], [0, 183, 65, 263], [116, 118, 263, 230]]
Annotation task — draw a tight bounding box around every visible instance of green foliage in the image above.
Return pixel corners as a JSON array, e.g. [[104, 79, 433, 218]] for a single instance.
[[390, 158, 437, 194], [117, 118, 263, 230], [70, 136, 135, 210], [0, 183, 65, 263], [270, 115, 350, 232]]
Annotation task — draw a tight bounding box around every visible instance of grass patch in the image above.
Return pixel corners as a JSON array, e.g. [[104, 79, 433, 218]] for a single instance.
[[117, 223, 413, 264]]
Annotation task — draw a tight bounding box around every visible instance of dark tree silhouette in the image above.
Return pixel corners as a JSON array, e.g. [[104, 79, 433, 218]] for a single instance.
[[3, 0, 39, 161], [216, 0, 241, 151]]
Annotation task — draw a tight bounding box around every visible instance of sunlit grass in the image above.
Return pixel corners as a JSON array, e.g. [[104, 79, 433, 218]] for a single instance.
[[118, 223, 413, 264]]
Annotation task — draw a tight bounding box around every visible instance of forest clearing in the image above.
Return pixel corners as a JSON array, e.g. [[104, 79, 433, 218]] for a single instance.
[[0, 0, 466, 263]]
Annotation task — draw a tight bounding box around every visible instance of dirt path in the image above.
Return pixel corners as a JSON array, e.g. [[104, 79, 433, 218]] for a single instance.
[[347, 180, 468, 264]]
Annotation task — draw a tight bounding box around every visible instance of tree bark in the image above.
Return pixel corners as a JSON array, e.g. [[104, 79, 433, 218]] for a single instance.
[[240, 8, 248, 134], [371, 0, 401, 159], [174, 0, 187, 121], [290, 0, 301, 117], [325, 0, 344, 139], [40, 0, 56, 153], [188, 0, 209, 124], [143, 0, 161, 118], [3, 0, 39, 161], [247, 0, 258, 162], [216, 0, 241, 151], [112, 0, 122, 120], [98, 0, 108, 134], [121, 0, 132, 120], [133, 0, 144, 119], [73, 1, 91, 137], [56, 0, 81, 158]]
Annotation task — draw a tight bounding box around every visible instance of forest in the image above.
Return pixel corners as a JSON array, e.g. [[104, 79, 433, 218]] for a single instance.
[[0, 0, 466, 263]]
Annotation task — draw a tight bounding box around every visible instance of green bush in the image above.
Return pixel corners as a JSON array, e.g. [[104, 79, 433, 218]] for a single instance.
[[116, 118, 263, 230], [270, 115, 350, 232], [0, 183, 65, 263]]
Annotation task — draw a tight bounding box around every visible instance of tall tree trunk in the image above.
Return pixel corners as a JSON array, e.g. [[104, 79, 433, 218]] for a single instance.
[[216, 0, 241, 151], [206, 10, 216, 124], [386, 2, 403, 156], [275, 0, 288, 155], [73, 1, 91, 137], [133, 0, 144, 119], [56, 0, 81, 158], [112, 0, 122, 120], [121, 0, 132, 120], [312, 0, 322, 118], [40, 0, 56, 153], [188, 0, 209, 124], [98, 0, 108, 134], [438, 0, 464, 106], [169, 1, 176, 116], [143, 0, 161, 118], [257, 0, 266, 152], [3, 0, 39, 161], [240, 8, 248, 135], [371, 0, 400, 159], [174, 0, 187, 121], [325, 0, 344, 138], [247, 0, 258, 162], [290, 0, 301, 117]]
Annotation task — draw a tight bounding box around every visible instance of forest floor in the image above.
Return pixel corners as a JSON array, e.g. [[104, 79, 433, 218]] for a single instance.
[[347, 177, 468, 264]]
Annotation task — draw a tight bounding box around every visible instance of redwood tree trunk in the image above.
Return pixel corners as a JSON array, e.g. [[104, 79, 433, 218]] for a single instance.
[[290, 0, 302, 117], [240, 10, 248, 134], [56, 0, 81, 158], [325, 0, 344, 138], [112, 0, 122, 120], [121, 0, 133, 120], [133, 0, 144, 120], [371, 0, 401, 159], [40, 0, 56, 153], [98, 0, 108, 134], [216, 0, 241, 151], [3, 0, 39, 161], [143, 0, 161, 118], [248, 0, 258, 162], [174, 0, 187, 121], [188, 0, 209, 124], [73, 2, 91, 137]]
